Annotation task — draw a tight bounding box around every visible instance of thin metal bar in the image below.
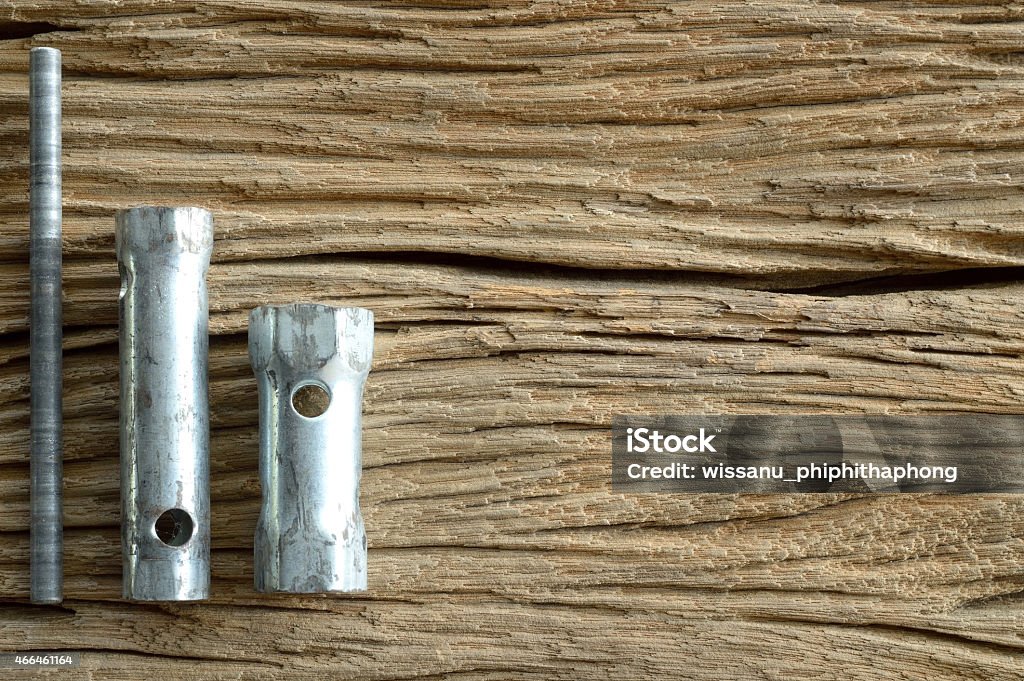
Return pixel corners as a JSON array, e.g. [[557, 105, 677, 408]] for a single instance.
[[29, 46, 63, 605]]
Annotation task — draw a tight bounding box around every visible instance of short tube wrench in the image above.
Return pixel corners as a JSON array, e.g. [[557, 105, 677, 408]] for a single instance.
[[249, 304, 373, 593], [117, 206, 212, 601]]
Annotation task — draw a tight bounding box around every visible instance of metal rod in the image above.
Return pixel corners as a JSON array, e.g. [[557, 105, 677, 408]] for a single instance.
[[117, 206, 212, 601], [250, 304, 374, 593], [29, 46, 63, 605]]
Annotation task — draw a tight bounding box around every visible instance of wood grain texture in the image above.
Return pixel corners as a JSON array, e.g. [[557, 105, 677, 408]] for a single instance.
[[0, 1, 1023, 678]]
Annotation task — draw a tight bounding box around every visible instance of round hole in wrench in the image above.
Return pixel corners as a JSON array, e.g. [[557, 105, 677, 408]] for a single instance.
[[155, 508, 194, 547], [291, 382, 331, 419]]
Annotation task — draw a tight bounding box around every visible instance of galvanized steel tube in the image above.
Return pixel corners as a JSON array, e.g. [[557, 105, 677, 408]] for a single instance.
[[249, 304, 373, 593], [117, 206, 212, 601], [29, 46, 63, 605]]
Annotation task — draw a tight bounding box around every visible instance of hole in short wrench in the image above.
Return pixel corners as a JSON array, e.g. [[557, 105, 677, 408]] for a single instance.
[[155, 508, 194, 547], [291, 382, 331, 419]]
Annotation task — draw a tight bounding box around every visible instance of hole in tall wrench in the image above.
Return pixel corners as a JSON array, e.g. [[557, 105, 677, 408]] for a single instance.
[[155, 508, 194, 547], [291, 382, 331, 419]]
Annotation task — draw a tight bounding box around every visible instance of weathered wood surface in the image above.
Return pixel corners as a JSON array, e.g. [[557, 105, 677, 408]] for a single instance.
[[1, 1, 1023, 678]]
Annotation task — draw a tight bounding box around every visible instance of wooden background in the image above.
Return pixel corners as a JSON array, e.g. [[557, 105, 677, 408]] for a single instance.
[[1, 1, 1023, 678]]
